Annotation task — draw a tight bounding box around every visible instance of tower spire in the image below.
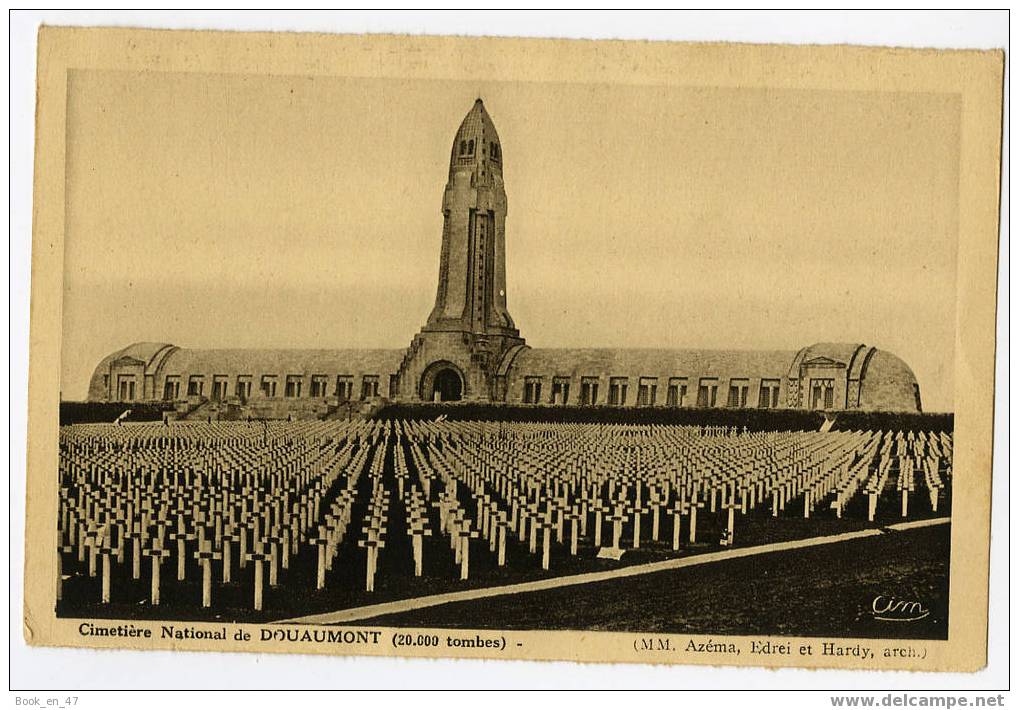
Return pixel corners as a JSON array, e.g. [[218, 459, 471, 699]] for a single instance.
[[397, 99, 524, 403], [426, 98, 515, 336]]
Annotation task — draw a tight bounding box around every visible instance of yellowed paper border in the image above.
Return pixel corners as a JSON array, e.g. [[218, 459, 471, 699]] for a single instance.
[[25, 26, 1003, 672]]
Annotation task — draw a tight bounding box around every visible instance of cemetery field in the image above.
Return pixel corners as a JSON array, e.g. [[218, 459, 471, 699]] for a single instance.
[[56, 419, 953, 632]]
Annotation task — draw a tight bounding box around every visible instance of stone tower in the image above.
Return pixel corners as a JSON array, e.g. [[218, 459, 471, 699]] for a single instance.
[[396, 99, 526, 402]]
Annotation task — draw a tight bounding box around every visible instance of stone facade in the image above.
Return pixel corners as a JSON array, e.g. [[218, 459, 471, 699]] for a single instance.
[[86, 100, 923, 414], [87, 340, 922, 413], [89, 345, 404, 418], [396, 99, 525, 403]]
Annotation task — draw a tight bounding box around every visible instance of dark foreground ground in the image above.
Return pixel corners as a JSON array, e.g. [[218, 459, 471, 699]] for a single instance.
[[362, 524, 950, 640]]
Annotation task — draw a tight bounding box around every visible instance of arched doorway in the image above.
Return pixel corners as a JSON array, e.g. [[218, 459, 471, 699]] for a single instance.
[[419, 361, 466, 402], [432, 369, 463, 402]]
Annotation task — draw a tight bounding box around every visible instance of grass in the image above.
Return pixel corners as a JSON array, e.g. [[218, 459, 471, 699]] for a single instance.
[[362, 524, 951, 640]]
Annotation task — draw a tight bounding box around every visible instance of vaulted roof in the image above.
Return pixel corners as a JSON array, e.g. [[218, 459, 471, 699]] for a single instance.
[[158, 348, 405, 378], [510, 347, 799, 381]]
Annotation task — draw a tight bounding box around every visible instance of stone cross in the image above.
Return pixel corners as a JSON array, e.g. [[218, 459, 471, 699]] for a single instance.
[[309, 527, 331, 590], [565, 508, 583, 556], [56, 543, 74, 602], [589, 501, 611, 548], [193, 539, 222, 608], [667, 500, 685, 551], [688, 496, 704, 544], [721, 495, 739, 547], [407, 518, 432, 577], [143, 543, 171, 606], [357, 535, 385, 592], [607, 504, 629, 550], [97, 534, 121, 604], [628, 502, 651, 550], [492, 513, 511, 567], [455, 521, 481, 580], [245, 549, 271, 611], [167, 522, 195, 582], [220, 526, 241, 583], [534, 517, 556, 570]]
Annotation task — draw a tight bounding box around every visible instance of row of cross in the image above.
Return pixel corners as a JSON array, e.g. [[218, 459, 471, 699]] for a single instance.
[[58, 420, 383, 610], [57, 420, 954, 614]]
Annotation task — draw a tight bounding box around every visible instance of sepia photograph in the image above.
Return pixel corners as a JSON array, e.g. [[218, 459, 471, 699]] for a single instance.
[[19, 18, 1004, 681]]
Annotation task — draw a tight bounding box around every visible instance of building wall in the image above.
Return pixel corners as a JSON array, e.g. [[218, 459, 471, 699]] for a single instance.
[[503, 347, 796, 409], [87, 341, 922, 413], [500, 344, 920, 412], [88, 344, 403, 405]]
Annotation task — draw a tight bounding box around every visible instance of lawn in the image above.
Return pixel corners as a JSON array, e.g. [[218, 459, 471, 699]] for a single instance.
[[361, 524, 950, 640]]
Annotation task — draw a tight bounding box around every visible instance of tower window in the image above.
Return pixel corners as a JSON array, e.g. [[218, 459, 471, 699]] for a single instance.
[[580, 377, 599, 405], [163, 376, 181, 401], [810, 378, 835, 410], [235, 376, 252, 400], [697, 378, 719, 408], [490, 142, 500, 162], [285, 375, 303, 398], [187, 375, 205, 398], [118, 375, 138, 402], [310, 375, 329, 397], [523, 376, 542, 404], [758, 379, 781, 409], [551, 377, 571, 405], [260, 375, 277, 398], [637, 377, 658, 406], [335, 375, 353, 402], [667, 377, 687, 407], [467, 139, 474, 154], [460, 140, 466, 155], [726, 378, 749, 408], [211, 375, 229, 402], [361, 375, 380, 400], [608, 377, 628, 406]]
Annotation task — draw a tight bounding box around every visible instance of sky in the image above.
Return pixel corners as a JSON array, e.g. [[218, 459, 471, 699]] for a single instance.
[[62, 71, 960, 410]]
